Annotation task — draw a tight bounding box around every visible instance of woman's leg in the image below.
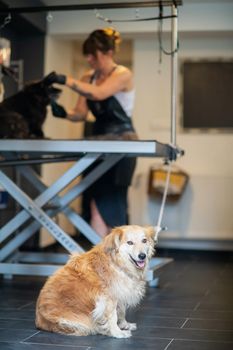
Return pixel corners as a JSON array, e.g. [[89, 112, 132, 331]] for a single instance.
[[90, 199, 111, 238], [90, 186, 128, 238]]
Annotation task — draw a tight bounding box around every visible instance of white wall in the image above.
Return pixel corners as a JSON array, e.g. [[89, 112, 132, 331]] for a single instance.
[[43, 0, 233, 248]]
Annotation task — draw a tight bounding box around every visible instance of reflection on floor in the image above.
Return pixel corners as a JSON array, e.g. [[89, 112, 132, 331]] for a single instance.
[[0, 249, 233, 350]]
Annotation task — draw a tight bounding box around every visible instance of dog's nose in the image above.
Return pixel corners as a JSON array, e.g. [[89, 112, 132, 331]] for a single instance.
[[138, 253, 146, 261]]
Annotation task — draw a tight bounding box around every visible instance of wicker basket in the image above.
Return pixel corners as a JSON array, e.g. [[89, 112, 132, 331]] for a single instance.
[[148, 165, 189, 201]]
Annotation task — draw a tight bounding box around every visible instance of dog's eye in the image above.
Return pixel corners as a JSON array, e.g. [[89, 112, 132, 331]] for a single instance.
[[127, 241, 134, 245], [142, 238, 147, 243]]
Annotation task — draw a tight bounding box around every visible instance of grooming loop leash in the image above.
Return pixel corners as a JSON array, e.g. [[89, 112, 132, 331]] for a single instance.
[[154, 160, 172, 240]]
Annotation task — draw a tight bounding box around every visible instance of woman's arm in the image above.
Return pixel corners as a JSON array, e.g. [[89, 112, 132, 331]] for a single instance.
[[65, 73, 91, 122], [65, 66, 133, 101], [66, 95, 88, 122]]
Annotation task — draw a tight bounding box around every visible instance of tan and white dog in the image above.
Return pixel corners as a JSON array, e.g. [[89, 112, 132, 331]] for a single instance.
[[35, 225, 157, 338]]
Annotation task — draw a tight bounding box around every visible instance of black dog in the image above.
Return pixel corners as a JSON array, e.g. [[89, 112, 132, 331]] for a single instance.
[[0, 72, 61, 139]]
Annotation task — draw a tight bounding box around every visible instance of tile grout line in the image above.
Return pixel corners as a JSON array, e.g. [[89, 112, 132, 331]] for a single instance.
[[0, 317, 34, 321], [23, 341, 90, 348], [180, 318, 189, 328], [174, 327, 233, 332], [17, 302, 34, 310], [193, 301, 201, 311], [21, 330, 40, 343], [164, 338, 174, 350], [162, 337, 233, 344]]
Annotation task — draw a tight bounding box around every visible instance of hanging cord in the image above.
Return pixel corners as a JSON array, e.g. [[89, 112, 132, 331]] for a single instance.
[[94, 9, 177, 24], [154, 160, 172, 241], [158, 2, 179, 57]]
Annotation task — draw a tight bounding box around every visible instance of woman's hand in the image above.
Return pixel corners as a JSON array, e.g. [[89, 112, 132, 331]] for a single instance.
[[51, 100, 67, 118], [44, 71, 67, 85]]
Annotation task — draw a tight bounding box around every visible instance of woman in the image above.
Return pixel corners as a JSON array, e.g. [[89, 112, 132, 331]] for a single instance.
[[51, 28, 138, 237]]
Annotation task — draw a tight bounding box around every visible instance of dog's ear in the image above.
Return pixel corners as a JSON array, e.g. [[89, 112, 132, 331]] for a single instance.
[[145, 226, 157, 242], [103, 227, 123, 253], [144, 226, 156, 258]]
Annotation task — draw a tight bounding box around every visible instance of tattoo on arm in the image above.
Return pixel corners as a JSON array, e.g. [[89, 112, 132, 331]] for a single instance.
[[71, 82, 93, 99]]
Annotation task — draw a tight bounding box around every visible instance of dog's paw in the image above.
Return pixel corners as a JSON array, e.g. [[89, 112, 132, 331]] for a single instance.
[[112, 329, 132, 338], [119, 321, 137, 331], [127, 322, 137, 331]]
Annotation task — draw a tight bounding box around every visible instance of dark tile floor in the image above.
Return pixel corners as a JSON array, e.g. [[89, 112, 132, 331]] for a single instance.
[[0, 249, 233, 350]]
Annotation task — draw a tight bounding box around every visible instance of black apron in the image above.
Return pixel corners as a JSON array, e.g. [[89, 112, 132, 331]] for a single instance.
[[86, 91, 137, 186]]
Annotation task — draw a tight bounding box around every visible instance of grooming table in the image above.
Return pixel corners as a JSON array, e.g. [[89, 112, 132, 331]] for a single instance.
[[0, 139, 178, 282]]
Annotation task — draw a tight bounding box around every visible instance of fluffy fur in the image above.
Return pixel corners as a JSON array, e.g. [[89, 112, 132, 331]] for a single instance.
[[35, 225, 156, 338], [0, 72, 61, 139]]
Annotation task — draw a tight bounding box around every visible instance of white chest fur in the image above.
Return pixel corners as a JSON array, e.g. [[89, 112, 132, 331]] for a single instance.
[[110, 268, 146, 307]]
